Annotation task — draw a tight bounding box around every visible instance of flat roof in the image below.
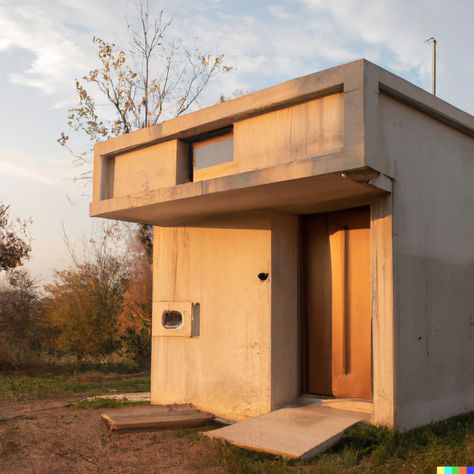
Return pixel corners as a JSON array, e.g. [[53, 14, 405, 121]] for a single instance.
[[94, 59, 474, 159]]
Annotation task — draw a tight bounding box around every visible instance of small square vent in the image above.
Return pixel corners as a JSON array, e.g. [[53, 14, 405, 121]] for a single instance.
[[162, 310, 183, 329], [152, 302, 199, 337]]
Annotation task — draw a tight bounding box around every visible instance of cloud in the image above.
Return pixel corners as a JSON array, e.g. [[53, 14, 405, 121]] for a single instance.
[[297, 0, 474, 110], [0, 0, 356, 105], [0, 160, 60, 184], [266, 5, 292, 19], [0, 0, 131, 101], [0, 0, 473, 114], [0, 148, 63, 184], [0, 2, 87, 95]]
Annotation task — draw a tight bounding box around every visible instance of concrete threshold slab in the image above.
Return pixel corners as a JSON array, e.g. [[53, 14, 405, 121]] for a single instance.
[[204, 404, 369, 459], [101, 404, 214, 433], [298, 396, 373, 415]]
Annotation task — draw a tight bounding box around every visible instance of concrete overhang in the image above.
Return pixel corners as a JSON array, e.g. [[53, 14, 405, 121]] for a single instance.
[[90, 58, 473, 226], [90, 163, 391, 226]]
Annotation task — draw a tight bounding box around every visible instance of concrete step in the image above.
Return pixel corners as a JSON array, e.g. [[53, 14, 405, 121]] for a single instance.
[[101, 404, 214, 432]]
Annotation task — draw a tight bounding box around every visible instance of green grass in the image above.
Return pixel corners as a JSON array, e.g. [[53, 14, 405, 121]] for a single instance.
[[72, 397, 149, 409], [0, 358, 144, 376], [203, 412, 474, 473], [0, 372, 150, 402]]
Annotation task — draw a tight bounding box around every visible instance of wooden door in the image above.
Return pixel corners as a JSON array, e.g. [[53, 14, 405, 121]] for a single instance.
[[302, 207, 372, 400]]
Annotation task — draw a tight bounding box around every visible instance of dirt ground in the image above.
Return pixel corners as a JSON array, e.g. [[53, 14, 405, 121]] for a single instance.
[[0, 398, 228, 473]]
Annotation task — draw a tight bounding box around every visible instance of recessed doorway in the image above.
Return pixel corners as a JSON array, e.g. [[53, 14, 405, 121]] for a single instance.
[[301, 206, 372, 400]]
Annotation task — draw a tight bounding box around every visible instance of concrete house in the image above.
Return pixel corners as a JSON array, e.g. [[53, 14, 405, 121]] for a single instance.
[[90, 60, 474, 436]]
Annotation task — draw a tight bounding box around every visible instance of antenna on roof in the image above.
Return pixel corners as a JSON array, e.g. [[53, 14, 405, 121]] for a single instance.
[[424, 37, 437, 96]]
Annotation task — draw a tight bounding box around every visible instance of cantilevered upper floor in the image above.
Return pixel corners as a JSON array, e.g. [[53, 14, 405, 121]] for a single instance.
[[90, 59, 474, 225]]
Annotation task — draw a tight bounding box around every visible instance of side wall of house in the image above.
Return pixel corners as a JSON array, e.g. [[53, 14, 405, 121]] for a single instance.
[[151, 214, 300, 420], [379, 94, 474, 430]]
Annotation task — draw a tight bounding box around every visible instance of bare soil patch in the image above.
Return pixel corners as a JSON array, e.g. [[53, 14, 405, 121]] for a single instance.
[[0, 398, 225, 473]]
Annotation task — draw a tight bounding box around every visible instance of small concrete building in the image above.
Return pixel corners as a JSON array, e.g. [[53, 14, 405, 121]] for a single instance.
[[90, 60, 474, 433]]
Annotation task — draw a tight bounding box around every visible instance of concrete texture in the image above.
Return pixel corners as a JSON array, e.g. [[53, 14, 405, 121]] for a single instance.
[[89, 59, 474, 431], [89, 60, 368, 223], [270, 214, 299, 409], [90, 169, 385, 226], [103, 139, 189, 199], [233, 94, 343, 174], [151, 215, 273, 420], [101, 405, 214, 432], [379, 94, 474, 430], [299, 397, 373, 415], [150, 213, 304, 420], [204, 404, 368, 459]]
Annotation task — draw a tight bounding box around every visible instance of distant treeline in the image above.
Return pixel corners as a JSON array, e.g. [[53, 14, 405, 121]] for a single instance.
[[0, 223, 152, 371]]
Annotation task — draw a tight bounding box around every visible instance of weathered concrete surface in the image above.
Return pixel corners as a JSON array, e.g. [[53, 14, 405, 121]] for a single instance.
[[379, 94, 474, 431], [299, 397, 373, 415], [270, 214, 299, 409], [204, 404, 369, 459], [90, 168, 385, 226], [151, 215, 273, 420], [101, 404, 213, 432], [151, 212, 303, 420], [234, 94, 343, 174]]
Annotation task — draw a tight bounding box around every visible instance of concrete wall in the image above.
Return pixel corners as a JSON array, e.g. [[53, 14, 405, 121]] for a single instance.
[[151, 213, 300, 420], [270, 214, 299, 408], [233, 94, 343, 175], [110, 140, 189, 198], [379, 94, 474, 430], [99, 93, 345, 198]]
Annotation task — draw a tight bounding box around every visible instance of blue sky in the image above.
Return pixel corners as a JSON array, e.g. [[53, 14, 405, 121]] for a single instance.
[[0, 0, 473, 281]]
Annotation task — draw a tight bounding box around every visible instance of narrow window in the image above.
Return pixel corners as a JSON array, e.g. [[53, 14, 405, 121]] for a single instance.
[[191, 129, 234, 180], [162, 310, 183, 329]]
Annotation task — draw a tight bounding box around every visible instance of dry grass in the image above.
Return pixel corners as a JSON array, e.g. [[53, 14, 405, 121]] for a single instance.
[[0, 372, 150, 402]]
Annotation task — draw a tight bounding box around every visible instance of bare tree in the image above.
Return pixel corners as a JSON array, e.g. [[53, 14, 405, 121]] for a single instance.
[[55, 3, 231, 363], [58, 1, 231, 176], [58, 1, 232, 257]]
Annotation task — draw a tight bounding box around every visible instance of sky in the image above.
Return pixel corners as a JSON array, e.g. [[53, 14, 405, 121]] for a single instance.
[[0, 0, 473, 282]]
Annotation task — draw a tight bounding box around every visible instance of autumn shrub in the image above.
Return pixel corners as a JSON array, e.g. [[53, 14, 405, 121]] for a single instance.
[[44, 265, 125, 362], [42, 223, 152, 368], [43, 224, 129, 362], [117, 229, 152, 368], [0, 270, 45, 369]]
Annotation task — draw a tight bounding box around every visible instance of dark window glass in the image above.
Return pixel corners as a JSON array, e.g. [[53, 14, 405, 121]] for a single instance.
[[162, 310, 183, 329], [192, 132, 234, 170]]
